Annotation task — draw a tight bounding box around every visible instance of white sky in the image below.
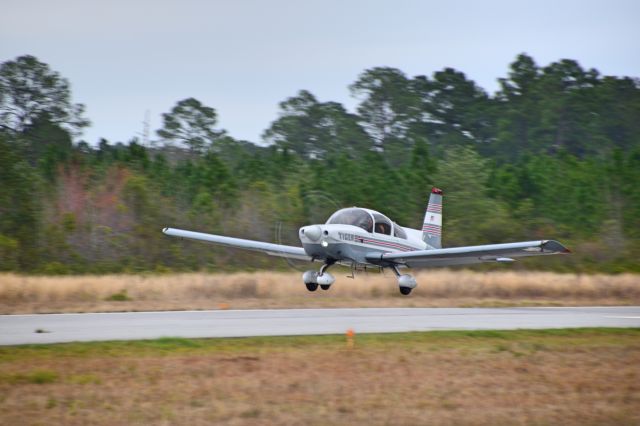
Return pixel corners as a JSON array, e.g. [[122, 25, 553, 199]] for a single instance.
[[1, 0, 638, 145]]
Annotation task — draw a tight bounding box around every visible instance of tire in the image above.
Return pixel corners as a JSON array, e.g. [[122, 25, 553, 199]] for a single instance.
[[320, 284, 331, 291], [305, 282, 319, 292], [399, 287, 412, 295]]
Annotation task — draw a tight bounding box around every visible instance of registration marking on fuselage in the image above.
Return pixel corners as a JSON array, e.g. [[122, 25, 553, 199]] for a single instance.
[[337, 232, 416, 252]]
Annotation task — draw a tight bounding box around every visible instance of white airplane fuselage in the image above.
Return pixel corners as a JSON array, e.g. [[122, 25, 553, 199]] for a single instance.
[[298, 207, 428, 266]]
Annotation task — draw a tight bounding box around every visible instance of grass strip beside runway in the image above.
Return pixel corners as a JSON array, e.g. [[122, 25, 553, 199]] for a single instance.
[[1, 328, 639, 425]]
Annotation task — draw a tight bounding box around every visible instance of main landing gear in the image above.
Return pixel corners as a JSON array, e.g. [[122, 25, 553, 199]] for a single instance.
[[391, 265, 417, 296], [303, 262, 417, 295], [303, 262, 336, 292]]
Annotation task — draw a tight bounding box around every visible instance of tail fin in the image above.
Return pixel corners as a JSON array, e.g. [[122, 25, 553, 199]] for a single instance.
[[422, 187, 443, 248]]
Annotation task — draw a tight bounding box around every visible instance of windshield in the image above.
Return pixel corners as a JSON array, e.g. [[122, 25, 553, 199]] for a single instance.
[[327, 208, 373, 232]]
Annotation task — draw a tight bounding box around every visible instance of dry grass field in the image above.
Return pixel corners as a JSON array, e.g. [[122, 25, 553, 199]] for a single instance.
[[1, 270, 639, 314], [0, 329, 638, 425]]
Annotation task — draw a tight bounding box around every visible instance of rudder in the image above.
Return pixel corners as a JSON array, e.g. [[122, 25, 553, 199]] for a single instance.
[[422, 187, 443, 248]]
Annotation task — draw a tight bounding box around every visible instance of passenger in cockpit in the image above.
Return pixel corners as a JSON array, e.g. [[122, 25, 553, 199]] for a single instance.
[[375, 222, 391, 234]]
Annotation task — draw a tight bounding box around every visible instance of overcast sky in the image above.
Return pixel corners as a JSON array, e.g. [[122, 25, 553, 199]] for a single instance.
[[1, 0, 638, 145]]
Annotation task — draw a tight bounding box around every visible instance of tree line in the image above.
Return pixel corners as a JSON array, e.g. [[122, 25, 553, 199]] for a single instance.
[[1, 54, 639, 274]]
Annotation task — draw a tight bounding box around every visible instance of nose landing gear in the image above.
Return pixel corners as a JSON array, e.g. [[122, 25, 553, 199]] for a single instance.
[[303, 261, 336, 292]]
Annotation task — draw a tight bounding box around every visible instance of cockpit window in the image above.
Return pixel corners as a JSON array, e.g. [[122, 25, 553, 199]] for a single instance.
[[372, 213, 392, 235], [327, 208, 373, 232], [393, 223, 407, 239]]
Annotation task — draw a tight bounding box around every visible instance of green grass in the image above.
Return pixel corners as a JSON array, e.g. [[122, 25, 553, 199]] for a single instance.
[[0, 328, 638, 362], [0, 369, 59, 384], [104, 289, 132, 302]]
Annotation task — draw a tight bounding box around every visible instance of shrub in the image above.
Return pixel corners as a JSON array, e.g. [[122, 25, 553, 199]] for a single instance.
[[105, 289, 132, 301]]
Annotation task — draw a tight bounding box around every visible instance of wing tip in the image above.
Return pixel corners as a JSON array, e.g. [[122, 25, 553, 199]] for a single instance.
[[543, 240, 572, 254], [431, 187, 443, 195]]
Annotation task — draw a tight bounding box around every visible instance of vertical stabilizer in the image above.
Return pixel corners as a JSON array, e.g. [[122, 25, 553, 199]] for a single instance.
[[422, 187, 443, 248]]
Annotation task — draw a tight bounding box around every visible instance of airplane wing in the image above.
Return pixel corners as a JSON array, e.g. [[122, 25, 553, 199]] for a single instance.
[[367, 240, 570, 268], [163, 228, 312, 261]]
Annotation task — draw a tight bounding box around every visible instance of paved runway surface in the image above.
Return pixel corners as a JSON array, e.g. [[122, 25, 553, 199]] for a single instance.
[[1, 306, 639, 345]]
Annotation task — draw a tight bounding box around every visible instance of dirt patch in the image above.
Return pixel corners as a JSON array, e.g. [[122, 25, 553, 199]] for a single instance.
[[0, 330, 639, 425]]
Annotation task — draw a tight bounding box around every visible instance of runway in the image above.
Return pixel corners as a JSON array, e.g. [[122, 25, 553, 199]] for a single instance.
[[1, 306, 639, 345]]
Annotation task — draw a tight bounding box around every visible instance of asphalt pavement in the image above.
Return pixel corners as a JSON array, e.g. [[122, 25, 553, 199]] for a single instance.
[[1, 306, 639, 345]]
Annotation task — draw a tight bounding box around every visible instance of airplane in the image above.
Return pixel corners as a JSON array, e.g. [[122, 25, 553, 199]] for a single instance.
[[163, 188, 570, 295]]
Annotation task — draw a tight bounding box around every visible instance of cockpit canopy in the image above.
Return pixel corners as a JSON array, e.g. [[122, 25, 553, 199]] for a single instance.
[[327, 208, 374, 232], [326, 208, 405, 238]]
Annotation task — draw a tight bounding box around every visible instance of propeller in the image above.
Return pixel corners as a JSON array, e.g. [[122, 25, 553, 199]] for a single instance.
[[274, 190, 341, 271]]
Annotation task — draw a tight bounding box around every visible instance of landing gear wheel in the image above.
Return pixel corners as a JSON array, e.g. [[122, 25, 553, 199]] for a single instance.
[[399, 287, 412, 295], [305, 282, 318, 292], [320, 284, 331, 291]]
